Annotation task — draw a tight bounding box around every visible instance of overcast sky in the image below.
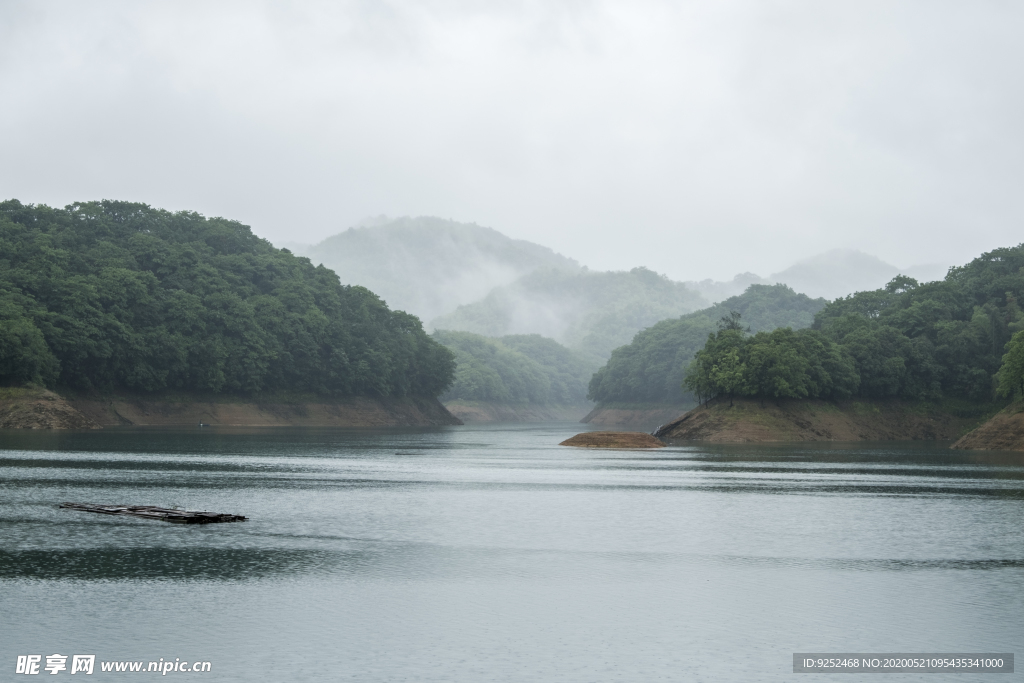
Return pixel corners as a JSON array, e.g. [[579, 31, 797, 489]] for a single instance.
[[2, 0, 1022, 280]]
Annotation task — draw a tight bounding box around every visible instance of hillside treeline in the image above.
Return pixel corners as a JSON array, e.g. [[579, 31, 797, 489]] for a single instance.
[[433, 330, 596, 405], [587, 285, 826, 404], [0, 200, 455, 397], [684, 321, 858, 402], [687, 245, 1024, 402]]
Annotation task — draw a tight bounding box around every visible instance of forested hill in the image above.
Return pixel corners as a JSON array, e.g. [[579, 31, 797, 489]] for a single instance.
[[809, 245, 1024, 401], [0, 200, 455, 397], [587, 285, 826, 404], [682, 243, 1024, 406], [434, 331, 597, 405]]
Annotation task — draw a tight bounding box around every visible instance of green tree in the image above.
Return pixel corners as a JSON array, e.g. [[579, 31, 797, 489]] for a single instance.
[[741, 329, 813, 399], [996, 330, 1024, 399], [0, 301, 60, 386], [684, 325, 857, 403], [684, 327, 746, 405]]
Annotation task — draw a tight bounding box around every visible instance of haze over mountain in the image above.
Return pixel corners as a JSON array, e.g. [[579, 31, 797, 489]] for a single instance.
[[431, 267, 706, 363], [688, 250, 949, 303], [296, 217, 579, 323], [292, 219, 951, 361]]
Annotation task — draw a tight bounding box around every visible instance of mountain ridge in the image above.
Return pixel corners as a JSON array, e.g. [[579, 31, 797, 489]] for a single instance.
[[297, 216, 579, 323], [687, 249, 949, 303]]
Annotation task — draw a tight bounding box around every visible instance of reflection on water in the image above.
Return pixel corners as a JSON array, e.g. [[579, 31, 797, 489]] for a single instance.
[[1, 425, 1022, 682], [0, 548, 342, 581]]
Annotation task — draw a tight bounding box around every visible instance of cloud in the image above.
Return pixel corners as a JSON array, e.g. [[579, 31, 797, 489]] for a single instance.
[[2, 0, 1022, 280]]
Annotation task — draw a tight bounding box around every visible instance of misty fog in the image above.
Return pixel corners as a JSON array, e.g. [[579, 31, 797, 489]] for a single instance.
[[290, 216, 950, 360], [296, 216, 579, 324], [2, 1, 1023, 282]]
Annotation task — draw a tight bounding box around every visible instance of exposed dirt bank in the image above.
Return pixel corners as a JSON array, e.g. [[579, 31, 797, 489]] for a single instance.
[[444, 401, 592, 423], [0, 387, 460, 429], [68, 394, 461, 428], [655, 398, 985, 443], [581, 403, 696, 431], [952, 403, 1024, 451], [560, 431, 665, 449], [0, 388, 100, 429]]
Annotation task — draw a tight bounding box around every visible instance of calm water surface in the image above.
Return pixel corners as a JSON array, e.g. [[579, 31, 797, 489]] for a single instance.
[[1, 423, 1022, 681]]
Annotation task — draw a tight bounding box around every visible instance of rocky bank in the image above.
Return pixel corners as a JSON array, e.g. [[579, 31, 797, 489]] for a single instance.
[[0, 388, 101, 429], [560, 431, 666, 449], [952, 403, 1024, 451], [655, 397, 984, 443], [0, 388, 461, 429]]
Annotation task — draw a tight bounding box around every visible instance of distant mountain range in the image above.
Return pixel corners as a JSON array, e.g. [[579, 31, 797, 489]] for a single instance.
[[688, 249, 949, 303], [291, 216, 579, 323], [282, 219, 951, 360]]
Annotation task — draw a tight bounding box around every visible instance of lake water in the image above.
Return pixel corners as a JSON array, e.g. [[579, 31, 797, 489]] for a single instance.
[[1, 424, 1022, 681]]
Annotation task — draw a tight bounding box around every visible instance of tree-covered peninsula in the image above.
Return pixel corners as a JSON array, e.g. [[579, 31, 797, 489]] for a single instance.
[[587, 284, 826, 405], [685, 245, 1024, 405], [0, 200, 455, 399]]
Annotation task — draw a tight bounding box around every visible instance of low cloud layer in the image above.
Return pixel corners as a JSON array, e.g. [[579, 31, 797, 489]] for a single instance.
[[2, 1, 1022, 279]]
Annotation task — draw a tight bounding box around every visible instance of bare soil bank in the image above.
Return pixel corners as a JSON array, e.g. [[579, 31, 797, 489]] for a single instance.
[[560, 431, 665, 449], [581, 403, 696, 431], [0, 388, 101, 429], [444, 401, 593, 423], [0, 388, 461, 429], [952, 403, 1024, 451], [655, 397, 986, 443]]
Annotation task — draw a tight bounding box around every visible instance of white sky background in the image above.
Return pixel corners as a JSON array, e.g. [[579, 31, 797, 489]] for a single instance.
[[1, 0, 1022, 281]]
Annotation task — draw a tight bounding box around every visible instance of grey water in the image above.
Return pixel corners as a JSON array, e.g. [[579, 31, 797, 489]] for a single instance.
[[1, 423, 1022, 682]]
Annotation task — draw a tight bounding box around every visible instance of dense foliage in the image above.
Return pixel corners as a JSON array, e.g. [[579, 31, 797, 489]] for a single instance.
[[684, 320, 858, 403], [432, 266, 708, 362], [0, 200, 455, 396], [587, 285, 826, 404], [685, 244, 1024, 403], [433, 330, 597, 404], [997, 331, 1024, 399], [812, 247, 1024, 400]]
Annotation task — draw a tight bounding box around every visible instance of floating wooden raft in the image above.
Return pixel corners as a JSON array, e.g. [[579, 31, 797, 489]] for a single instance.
[[60, 502, 246, 524]]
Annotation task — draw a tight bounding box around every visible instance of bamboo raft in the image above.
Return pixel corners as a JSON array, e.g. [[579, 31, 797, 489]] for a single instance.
[[60, 502, 246, 524]]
